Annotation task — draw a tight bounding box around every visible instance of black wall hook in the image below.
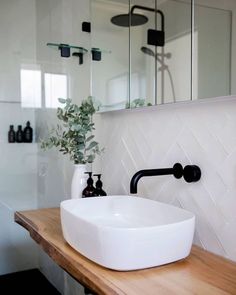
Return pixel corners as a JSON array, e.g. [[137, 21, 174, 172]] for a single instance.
[[58, 44, 70, 57], [72, 52, 84, 64]]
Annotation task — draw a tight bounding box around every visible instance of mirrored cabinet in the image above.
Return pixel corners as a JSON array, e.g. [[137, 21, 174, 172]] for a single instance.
[[91, 0, 236, 112], [193, 0, 235, 100], [130, 0, 192, 107]]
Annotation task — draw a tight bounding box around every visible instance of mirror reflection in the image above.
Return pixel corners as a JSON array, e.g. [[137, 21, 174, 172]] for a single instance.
[[91, 0, 130, 111], [130, 0, 192, 108], [193, 0, 235, 99], [91, 0, 192, 111]]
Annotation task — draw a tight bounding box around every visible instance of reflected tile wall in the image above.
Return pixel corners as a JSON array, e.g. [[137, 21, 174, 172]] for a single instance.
[[98, 97, 236, 262]]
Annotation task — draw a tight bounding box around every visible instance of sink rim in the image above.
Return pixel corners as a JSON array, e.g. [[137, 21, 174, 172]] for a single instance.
[[60, 195, 195, 230], [60, 195, 195, 270]]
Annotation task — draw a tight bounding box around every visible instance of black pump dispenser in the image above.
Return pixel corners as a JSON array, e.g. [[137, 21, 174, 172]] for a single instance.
[[82, 172, 97, 198], [16, 125, 24, 143], [94, 174, 107, 196], [24, 121, 33, 143], [8, 125, 16, 143]]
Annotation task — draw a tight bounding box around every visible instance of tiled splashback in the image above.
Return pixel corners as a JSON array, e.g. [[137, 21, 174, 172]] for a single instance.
[[98, 98, 236, 262]]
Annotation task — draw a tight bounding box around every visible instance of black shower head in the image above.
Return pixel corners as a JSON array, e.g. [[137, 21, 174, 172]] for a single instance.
[[141, 46, 155, 57], [141, 46, 171, 59], [141, 46, 162, 64], [111, 5, 164, 28], [111, 13, 148, 27]]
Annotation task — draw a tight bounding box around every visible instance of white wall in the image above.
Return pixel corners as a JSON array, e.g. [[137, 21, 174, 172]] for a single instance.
[[97, 97, 236, 262], [0, 0, 37, 102]]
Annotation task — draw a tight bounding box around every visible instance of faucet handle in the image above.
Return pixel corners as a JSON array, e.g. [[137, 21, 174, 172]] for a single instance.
[[183, 165, 201, 183], [173, 163, 183, 179], [173, 163, 201, 183]]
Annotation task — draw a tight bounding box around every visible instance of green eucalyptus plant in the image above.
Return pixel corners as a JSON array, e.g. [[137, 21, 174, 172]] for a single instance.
[[41, 96, 103, 164], [126, 98, 153, 109]]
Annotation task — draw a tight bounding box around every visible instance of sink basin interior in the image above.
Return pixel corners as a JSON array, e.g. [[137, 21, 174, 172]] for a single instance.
[[62, 196, 193, 228], [61, 195, 195, 271]]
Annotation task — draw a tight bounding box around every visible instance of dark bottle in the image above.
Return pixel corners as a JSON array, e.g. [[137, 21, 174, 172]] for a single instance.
[[8, 125, 16, 143], [16, 125, 24, 143], [94, 174, 107, 196], [23, 121, 33, 143], [82, 172, 97, 198]]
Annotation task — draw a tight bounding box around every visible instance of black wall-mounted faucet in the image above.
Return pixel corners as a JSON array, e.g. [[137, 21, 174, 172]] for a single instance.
[[130, 163, 201, 194]]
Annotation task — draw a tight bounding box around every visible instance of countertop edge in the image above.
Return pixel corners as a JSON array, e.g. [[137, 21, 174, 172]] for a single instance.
[[14, 210, 123, 295], [14, 208, 236, 295]]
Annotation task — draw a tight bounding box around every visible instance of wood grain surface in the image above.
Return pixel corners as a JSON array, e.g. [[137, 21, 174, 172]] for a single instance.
[[14, 208, 236, 295]]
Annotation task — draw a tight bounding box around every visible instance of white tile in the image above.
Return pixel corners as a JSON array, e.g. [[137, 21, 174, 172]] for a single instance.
[[0, 203, 38, 275], [39, 249, 64, 294], [100, 99, 236, 262], [217, 222, 236, 260]]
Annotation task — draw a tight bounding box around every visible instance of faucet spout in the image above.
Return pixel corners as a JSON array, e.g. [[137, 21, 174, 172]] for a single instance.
[[130, 163, 183, 194]]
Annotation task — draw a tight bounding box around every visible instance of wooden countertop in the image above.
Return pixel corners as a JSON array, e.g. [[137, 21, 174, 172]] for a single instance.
[[14, 208, 236, 295]]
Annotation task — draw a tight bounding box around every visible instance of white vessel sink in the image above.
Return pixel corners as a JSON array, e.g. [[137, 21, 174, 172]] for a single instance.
[[60, 195, 195, 271]]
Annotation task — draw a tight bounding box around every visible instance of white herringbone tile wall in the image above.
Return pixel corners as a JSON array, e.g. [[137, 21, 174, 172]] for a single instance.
[[98, 97, 236, 262]]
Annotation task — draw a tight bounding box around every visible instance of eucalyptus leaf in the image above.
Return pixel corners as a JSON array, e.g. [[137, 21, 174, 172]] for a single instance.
[[86, 135, 95, 142], [40, 96, 104, 164], [77, 143, 86, 150], [87, 154, 95, 163], [71, 124, 81, 131], [86, 141, 98, 151], [65, 98, 72, 104], [58, 98, 67, 104]]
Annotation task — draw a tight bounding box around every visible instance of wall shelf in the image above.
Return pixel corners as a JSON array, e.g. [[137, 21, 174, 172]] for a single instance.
[[46, 43, 88, 53], [46, 43, 111, 63]]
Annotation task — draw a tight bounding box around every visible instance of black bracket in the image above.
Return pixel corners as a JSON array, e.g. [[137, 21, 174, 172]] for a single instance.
[[130, 5, 165, 47], [82, 22, 91, 33], [147, 29, 165, 47], [58, 44, 70, 57], [130, 6, 164, 32], [91, 48, 102, 61], [72, 52, 84, 65]]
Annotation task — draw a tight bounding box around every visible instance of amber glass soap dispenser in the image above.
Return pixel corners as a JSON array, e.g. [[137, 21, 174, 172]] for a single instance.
[[23, 121, 33, 142], [94, 174, 107, 196], [8, 125, 16, 143], [82, 172, 96, 198]]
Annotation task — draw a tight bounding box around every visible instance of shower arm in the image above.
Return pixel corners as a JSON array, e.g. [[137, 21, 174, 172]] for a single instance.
[[130, 5, 164, 31]]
